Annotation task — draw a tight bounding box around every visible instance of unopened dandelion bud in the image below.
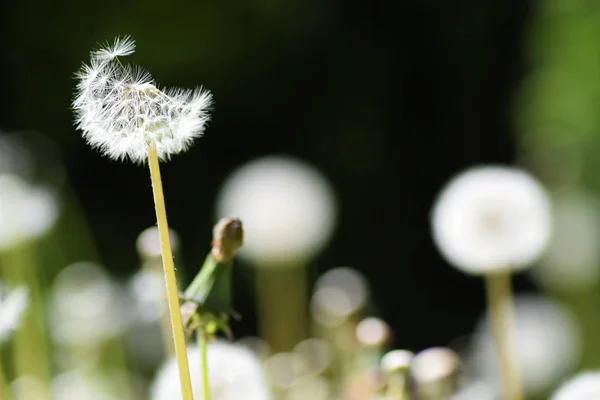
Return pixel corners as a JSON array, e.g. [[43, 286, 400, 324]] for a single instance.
[[211, 217, 244, 263]]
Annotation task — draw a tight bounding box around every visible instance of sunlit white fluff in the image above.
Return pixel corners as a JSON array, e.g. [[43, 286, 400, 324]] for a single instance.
[[127, 268, 166, 323], [49, 262, 132, 347], [534, 190, 600, 291], [73, 36, 212, 163], [151, 340, 272, 400], [551, 371, 600, 400], [216, 155, 337, 266], [0, 282, 29, 344], [52, 370, 130, 400], [431, 166, 552, 274], [468, 294, 580, 395], [0, 174, 59, 251]]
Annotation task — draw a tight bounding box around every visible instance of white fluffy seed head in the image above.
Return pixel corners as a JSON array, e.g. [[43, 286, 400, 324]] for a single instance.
[[216, 156, 337, 266], [151, 341, 272, 400], [431, 165, 552, 274], [0, 174, 59, 251], [551, 371, 600, 400], [73, 36, 213, 163]]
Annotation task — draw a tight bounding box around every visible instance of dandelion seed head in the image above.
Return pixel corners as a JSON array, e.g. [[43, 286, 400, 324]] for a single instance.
[[151, 341, 271, 400], [216, 156, 337, 266], [0, 174, 59, 251], [551, 371, 600, 400], [431, 166, 552, 274], [73, 36, 212, 163]]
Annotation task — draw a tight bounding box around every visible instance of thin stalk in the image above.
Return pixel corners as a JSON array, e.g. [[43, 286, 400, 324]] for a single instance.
[[147, 146, 193, 400], [0, 357, 12, 400], [3, 242, 51, 395], [484, 272, 523, 400], [198, 329, 211, 400], [256, 264, 307, 353]]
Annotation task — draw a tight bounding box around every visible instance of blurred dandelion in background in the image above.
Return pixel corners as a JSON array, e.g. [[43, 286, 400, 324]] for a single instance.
[[151, 340, 271, 400], [550, 371, 600, 400], [431, 166, 552, 274]]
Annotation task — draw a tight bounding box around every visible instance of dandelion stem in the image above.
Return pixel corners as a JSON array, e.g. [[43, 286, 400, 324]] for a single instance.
[[484, 271, 523, 400], [198, 329, 211, 400], [0, 357, 12, 400], [147, 146, 194, 400]]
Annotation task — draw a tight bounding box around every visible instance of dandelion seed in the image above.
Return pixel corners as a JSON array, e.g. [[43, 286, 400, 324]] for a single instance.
[[0, 282, 29, 344], [431, 166, 552, 274], [73, 37, 212, 163]]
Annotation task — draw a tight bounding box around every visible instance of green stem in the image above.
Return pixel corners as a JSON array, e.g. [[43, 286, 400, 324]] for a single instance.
[[147, 147, 194, 400], [0, 356, 12, 400], [198, 329, 211, 400]]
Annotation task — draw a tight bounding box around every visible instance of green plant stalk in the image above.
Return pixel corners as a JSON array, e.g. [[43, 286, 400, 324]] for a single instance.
[[484, 271, 523, 400], [147, 146, 194, 400], [256, 263, 307, 353], [2, 242, 51, 396], [0, 357, 11, 400], [198, 329, 211, 400]]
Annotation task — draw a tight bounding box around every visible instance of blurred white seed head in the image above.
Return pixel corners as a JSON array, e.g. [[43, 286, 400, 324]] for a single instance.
[[50, 262, 132, 347], [431, 166, 552, 274], [356, 317, 391, 348], [0, 174, 59, 251], [314, 267, 369, 314], [236, 336, 272, 361], [216, 156, 337, 266], [264, 352, 307, 390], [551, 371, 600, 400], [151, 341, 271, 400], [136, 226, 180, 259], [469, 294, 580, 395], [73, 36, 212, 163], [10, 375, 50, 400], [381, 350, 414, 374], [534, 190, 600, 291], [285, 375, 331, 400], [127, 268, 166, 323], [409, 347, 461, 385], [0, 282, 29, 345], [449, 380, 497, 400], [52, 370, 130, 400], [293, 338, 333, 375]]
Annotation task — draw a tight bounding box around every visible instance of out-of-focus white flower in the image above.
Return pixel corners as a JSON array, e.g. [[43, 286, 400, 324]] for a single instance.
[[151, 340, 272, 400], [52, 370, 130, 400], [449, 380, 497, 400], [0, 174, 59, 251], [73, 36, 212, 163], [136, 226, 180, 259], [534, 191, 600, 291], [551, 371, 600, 400], [127, 268, 166, 323], [314, 267, 369, 314], [469, 294, 580, 395], [10, 375, 50, 400], [216, 156, 337, 266], [0, 282, 29, 344], [49, 262, 132, 347], [431, 166, 552, 274]]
